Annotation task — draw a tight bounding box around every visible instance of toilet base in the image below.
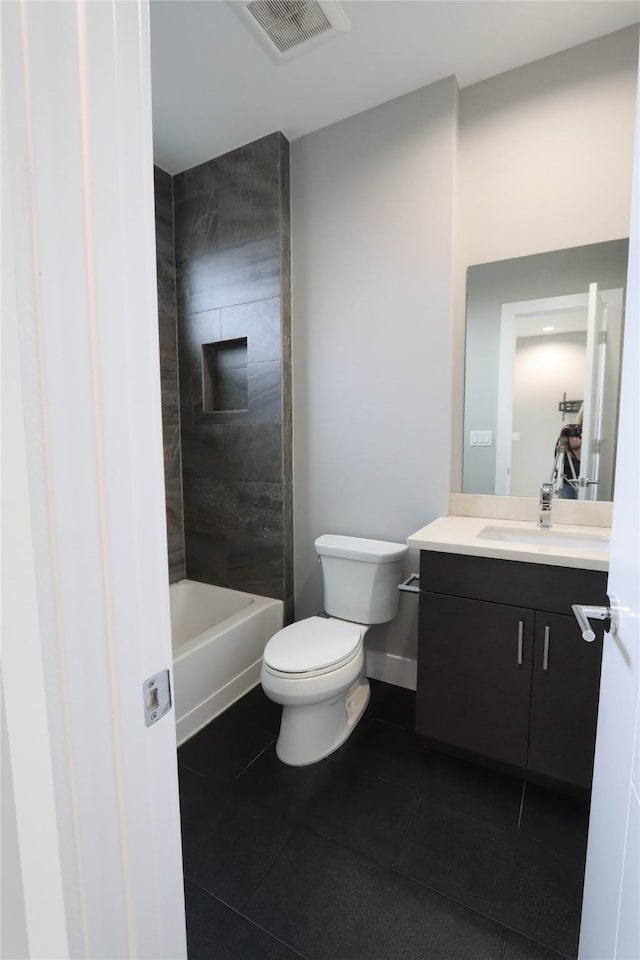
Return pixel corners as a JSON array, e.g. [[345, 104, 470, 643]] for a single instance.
[[275, 677, 370, 766]]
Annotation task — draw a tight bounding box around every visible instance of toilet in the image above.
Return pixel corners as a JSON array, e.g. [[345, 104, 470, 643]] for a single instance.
[[260, 534, 407, 766]]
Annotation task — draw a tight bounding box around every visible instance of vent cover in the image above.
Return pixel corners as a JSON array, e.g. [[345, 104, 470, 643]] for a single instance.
[[236, 0, 350, 61]]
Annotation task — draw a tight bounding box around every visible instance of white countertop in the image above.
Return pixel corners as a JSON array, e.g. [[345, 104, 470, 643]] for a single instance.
[[407, 515, 610, 571]]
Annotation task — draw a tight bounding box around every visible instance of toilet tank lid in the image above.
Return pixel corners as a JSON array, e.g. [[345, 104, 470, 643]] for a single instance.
[[315, 535, 407, 564]]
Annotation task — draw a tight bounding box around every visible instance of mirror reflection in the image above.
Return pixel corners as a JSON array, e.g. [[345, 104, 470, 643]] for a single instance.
[[463, 240, 628, 502]]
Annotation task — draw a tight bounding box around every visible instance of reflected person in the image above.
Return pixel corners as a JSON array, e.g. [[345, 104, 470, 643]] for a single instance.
[[553, 424, 582, 499]]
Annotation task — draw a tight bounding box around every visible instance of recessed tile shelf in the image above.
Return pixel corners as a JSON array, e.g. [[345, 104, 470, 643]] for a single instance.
[[202, 337, 248, 413]]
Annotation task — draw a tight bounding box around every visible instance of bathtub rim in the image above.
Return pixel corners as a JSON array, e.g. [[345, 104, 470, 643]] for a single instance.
[[170, 579, 284, 746], [170, 579, 282, 660]]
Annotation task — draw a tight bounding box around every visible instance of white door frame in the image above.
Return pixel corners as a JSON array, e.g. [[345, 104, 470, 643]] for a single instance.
[[1, 2, 186, 956], [579, 41, 640, 958]]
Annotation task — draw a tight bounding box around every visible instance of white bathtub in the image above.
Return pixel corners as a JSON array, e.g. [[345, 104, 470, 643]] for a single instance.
[[170, 579, 284, 746]]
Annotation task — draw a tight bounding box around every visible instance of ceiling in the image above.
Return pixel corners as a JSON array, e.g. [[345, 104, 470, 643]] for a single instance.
[[150, 0, 640, 175]]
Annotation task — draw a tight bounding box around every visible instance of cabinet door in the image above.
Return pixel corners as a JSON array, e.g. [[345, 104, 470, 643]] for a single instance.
[[417, 592, 534, 768], [528, 612, 604, 789]]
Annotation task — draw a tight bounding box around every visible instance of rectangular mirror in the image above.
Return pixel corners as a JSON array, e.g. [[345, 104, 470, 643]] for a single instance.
[[463, 239, 628, 502]]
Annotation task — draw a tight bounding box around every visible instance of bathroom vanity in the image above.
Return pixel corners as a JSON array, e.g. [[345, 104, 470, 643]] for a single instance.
[[408, 514, 610, 791]]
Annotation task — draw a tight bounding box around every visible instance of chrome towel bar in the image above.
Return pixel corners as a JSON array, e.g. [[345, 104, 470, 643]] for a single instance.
[[398, 573, 420, 594]]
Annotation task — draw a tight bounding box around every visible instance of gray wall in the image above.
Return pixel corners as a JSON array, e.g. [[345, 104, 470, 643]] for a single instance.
[[154, 165, 185, 583], [291, 79, 458, 668], [173, 134, 293, 613]]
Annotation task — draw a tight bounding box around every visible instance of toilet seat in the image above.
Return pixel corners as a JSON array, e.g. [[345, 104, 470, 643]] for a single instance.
[[263, 616, 362, 678]]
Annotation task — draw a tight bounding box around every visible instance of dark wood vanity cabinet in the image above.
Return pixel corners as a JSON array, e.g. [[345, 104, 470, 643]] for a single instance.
[[417, 552, 608, 790], [528, 611, 605, 787]]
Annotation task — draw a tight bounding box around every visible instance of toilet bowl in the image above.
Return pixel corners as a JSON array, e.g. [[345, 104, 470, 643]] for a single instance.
[[260, 535, 407, 766], [261, 616, 371, 765]]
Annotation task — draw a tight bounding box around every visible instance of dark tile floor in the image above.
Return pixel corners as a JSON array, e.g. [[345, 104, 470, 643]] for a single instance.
[[178, 681, 589, 960]]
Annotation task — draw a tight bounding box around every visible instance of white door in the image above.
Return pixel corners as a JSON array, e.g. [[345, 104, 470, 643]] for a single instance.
[[2, 2, 187, 956], [579, 62, 640, 960]]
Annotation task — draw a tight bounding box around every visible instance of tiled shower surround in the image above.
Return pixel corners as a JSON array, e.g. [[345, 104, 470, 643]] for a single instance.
[[154, 166, 185, 583], [154, 134, 293, 614]]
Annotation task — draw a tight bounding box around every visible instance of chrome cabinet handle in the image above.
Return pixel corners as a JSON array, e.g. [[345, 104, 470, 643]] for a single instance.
[[571, 603, 612, 642], [398, 573, 420, 594], [517, 621, 523, 665], [543, 626, 550, 671]]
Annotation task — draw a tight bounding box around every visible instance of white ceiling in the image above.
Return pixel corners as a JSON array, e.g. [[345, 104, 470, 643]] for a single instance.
[[150, 0, 640, 175]]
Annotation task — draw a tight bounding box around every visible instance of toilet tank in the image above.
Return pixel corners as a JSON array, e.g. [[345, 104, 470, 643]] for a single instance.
[[315, 535, 407, 624]]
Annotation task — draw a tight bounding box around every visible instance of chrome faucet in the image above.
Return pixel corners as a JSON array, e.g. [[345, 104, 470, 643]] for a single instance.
[[538, 482, 554, 528]]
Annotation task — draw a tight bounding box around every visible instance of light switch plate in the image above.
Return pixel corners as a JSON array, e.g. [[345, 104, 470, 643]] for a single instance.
[[470, 430, 493, 447]]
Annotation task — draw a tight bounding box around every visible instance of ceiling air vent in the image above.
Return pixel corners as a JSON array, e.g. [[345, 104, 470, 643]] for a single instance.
[[236, 0, 350, 61]]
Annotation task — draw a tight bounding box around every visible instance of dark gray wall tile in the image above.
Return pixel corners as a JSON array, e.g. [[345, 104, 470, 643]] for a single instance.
[[175, 135, 291, 599], [181, 424, 281, 484], [187, 360, 282, 427], [284, 596, 295, 627], [284, 482, 294, 598], [228, 535, 284, 599], [176, 235, 281, 315], [184, 531, 228, 585], [163, 423, 182, 481], [279, 135, 292, 355], [174, 193, 220, 261], [180, 424, 226, 481], [205, 363, 248, 414], [182, 479, 284, 541], [154, 164, 185, 583], [209, 339, 248, 372], [156, 228, 175, 274], [158, 309, 178, 379], [174, 135, 282, 203], [247, 361, 283, 423], [161, 376, 180, 426], [166, 477, 184, 536], [224, 424, 283, 483], [215, 134, 282, 183], [177, 308, 221, 373], [154, 165, 173, 204], [221, 297, 282, 363], [218, 174, 280, 250], [168, 531, 186, 584], [282, 361, 292, 482]]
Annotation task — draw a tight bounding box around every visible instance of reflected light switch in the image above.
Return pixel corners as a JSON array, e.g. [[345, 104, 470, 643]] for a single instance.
[[470, 430, 493, 447]]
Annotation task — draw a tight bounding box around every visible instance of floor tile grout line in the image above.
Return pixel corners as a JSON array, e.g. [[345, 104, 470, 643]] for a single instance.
[[388, 867, 576, 960], [237, 819, 307, 912], [183, 877, 308, 960], [517, 780, 527, 830], [406, 786, 586, 862], [233, 736, 276, 780]]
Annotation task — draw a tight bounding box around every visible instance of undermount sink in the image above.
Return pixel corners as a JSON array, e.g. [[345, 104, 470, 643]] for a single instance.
[[476, 525, 610, 552]]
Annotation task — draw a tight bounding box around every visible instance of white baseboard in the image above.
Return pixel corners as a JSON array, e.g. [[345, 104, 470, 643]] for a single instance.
[[365, 650, 416, 691]]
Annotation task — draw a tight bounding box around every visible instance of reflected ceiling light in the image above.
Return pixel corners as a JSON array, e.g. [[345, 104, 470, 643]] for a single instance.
[[542, 325, 555, 332]]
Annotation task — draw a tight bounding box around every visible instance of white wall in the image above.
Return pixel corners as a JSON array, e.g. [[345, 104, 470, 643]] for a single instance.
[[453, 25, 639, 488], [291, 79, 457, 668]]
